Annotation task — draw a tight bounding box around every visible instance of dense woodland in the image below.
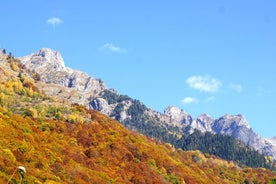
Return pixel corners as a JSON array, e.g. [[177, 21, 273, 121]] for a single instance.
[[0, 50, 276, 183], [176, 130, 275, 170]]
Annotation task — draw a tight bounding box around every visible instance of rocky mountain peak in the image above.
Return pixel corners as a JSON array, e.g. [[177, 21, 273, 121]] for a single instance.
[[220, 114, 250, 129], [212, 114, 250, 136], [19, 48, 67, 73], [197, 113, 214, 124], [190, 113, 215, 132], [18, 48, 107, 106], [36, 48, 64, 63], [164, 106, 189, 121], [164, 106, 181, 117]]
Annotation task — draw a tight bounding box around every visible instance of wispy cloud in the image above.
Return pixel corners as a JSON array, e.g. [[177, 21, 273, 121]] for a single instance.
[[47, 17, 63, 26], [101, 43, 127, 53], [186, 75, 221, 93], [205, 96, 216, 102], [181, 97, 198, 104], [229, 83, 243, 93], [257, 86, 272, 96]]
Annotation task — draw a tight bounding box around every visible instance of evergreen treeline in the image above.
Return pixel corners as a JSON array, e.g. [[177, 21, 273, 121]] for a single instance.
[[175, 130, 275, 170], [101, 90, 131, 104]]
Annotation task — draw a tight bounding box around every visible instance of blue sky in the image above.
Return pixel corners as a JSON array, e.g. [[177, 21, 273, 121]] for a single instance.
[[1, 0, 276, 138]]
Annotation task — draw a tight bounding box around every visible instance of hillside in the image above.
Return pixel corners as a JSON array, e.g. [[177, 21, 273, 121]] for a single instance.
[[1, 108, 276, 183], [18, 48, 276, 161], [0, 49, 276, 183], [16, 48, 276, 165]]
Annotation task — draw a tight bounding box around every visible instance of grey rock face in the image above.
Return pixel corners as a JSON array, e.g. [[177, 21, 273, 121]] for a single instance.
[[89, 98, 110, 115], [264, 137, 276, 159], [211, 114, 265, 148], [19, 48, 107, 105], [163, 108, 213, 133], [197, 114, 214, 127], [20, 48, 67, 74], [164, 106, 192, 125], [194, 113, 214, 132], [212, 114, 250, 132]]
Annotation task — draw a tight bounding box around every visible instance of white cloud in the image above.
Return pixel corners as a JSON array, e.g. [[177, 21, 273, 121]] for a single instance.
[[186, 75, 221, 93], [182, 97, 198, 104], [229, 83, 243, 93], [47, 17, 63, 26], [101, 43, 127, 53], [205, 96, 215, 102]]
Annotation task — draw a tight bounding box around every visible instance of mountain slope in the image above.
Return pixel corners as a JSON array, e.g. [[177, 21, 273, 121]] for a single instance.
[[18, 48, 276, 162], [213, 114, 276, 159], [1, 108, 276, 183], [1, 51, 275, 183]]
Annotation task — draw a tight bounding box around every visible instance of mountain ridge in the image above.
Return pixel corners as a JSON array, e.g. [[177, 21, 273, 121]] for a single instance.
[[18, 48, 276, 160], [1, 49, 275, 182]]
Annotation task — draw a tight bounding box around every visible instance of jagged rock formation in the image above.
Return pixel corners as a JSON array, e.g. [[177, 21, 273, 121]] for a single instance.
[[264, 137, 276, 159], [18, 48, 276, 160], [196, 113, 214, 132], [164, 106, 192, 125], [164, 106, 276, 159], [19, 48, 107, 105]]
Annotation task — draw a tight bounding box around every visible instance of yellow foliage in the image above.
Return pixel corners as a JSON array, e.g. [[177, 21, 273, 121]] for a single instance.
[[266, 156, 274, 163], [69, 138, 78, 145], [28, 107, 38, 118], [27, 87, 34, 97], [68, 113, 83, 123], [5, 79, 24, 94], [18, 74, 30, 84], [2, 148, 16, 163], [18, 140, 32, 154], [0, 84, 5, 91], [0, 92, 6, 107], [45, 180, 61, 184], [10, 62, 19, 71], [191, 150, 207, 164]]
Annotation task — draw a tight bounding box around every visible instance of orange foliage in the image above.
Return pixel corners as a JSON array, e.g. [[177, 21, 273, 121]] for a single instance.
[[0, 109, 276, 183]]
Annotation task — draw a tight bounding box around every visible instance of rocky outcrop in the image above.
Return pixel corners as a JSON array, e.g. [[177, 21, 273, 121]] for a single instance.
[[19, 48, 107, 105], [164, 106, 192, 125], [19, 48, 67, 74], [196, 113, 214, 132], [264, 137, 276, 159], [89, 98, 110, 115]]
